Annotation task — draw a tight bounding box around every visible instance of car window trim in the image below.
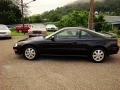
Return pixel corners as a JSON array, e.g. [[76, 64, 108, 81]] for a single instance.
[[79, 30, 93, 39], [54, 29, 81, 40]]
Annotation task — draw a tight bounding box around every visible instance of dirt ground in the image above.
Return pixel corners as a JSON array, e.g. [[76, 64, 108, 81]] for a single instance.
[[0, 36, 120, 90]]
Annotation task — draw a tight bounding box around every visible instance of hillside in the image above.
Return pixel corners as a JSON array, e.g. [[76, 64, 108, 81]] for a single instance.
[[59, 0, 120, 15], [41, 0, 120, 19], [28, 0, 120, 24]]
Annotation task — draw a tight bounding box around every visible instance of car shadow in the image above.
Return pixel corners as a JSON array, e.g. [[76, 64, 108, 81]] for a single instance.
[[37, 55, 91, 63], [15, 54, 117, 63], [0, 37, 11, 40], [104, 55, 118, 63]]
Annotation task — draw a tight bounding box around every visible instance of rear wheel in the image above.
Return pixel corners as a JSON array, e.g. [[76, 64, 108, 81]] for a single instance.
[[91, 48, 106, 63], [23, 46, 38, 60]]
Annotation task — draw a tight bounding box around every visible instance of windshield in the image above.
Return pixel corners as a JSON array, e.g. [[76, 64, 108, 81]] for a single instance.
[[45, 29, 62, 39], [46, 24, 56, 28], [0, 25, 9, 30]]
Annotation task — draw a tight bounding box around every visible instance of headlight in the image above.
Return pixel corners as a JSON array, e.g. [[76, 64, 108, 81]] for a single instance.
[[6, 31, 11, 35], [14, 42, 24, 47], [14, 43, 18, 47]]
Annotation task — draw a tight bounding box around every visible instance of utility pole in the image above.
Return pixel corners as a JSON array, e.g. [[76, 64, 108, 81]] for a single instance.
[[21, 0, 24, 31], [20, 0, 36, 32], [88, 0, 94, 30]]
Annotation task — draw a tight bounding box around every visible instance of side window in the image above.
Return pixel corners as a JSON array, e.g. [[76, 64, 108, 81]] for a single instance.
[[80, 31, 92, 39], [56, 29, 80, 40]]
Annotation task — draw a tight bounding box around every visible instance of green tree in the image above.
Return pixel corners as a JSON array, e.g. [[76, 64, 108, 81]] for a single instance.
[[40, 0, 120, 19], [28, 15, 42, 23], [94, 15, 112, 32], [94, 15, 105, 32], [0, 0, 22, 24], [57, 11, 89, 28], [41, 10, 62, 22]]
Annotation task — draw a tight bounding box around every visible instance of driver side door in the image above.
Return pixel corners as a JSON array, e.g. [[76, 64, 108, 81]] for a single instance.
[[45, 28, 81, 55]]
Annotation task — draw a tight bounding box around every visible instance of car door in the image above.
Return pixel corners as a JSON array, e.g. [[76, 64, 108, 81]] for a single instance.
[[43, 28, 81, 55]]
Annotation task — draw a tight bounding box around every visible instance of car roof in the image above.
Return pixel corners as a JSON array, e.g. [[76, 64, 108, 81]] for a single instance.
[[61, 27, 90, 30], [46, 27, 107, 39]]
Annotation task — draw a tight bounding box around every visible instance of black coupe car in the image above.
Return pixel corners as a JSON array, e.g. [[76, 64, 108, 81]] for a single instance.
[[13, 27, 119, 62]]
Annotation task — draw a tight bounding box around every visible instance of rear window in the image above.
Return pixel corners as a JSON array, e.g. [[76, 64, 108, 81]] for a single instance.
[[80, 31, 92, 39]]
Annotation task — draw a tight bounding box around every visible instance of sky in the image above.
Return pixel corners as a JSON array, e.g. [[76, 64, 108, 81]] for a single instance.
[[24, 0, 102, 16], [24, 0, 77, 16]]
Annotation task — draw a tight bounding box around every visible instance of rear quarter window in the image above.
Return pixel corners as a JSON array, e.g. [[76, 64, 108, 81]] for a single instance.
[[80, 30, 93, 39]]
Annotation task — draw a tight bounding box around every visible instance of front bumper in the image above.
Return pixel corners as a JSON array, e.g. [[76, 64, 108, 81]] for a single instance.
[[46, 28, 57, 31], [13, 46, 22, 55], [0, 34, 11, 38]]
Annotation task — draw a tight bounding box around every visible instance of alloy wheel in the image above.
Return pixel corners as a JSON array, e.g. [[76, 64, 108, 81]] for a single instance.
[[24, 48, 36, 60], [92, 49, 105, 62]]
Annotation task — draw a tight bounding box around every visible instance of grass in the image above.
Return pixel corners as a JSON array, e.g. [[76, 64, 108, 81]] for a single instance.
[[47, 31, 54, 35], [11, 28, 54, 36], [11, 31, 25, 36], [10, 28, 25, 36], [11, 31, 53, 36]]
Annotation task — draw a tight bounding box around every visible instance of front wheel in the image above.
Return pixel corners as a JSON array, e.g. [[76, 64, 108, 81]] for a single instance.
[[91, 48, 106, 63], [23, 46, 38, 60]]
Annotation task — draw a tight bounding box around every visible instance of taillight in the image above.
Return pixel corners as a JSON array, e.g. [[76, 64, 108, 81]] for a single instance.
[[115, 39, 118, 45], [111, 38, 118, 45]]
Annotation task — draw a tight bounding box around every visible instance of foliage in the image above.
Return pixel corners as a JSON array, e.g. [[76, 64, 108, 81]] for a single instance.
[[56, 11, 89, 28], [27, 0, 120, 24], [94, 15, 112, 32], [41, 10, 62, 22], [102, 23, 112, 32], [0, 0, 22, 24], [94, 0, 120, 15], [64, 0, 120, 15], [27, 15, 43, 23], [94, 15, 105, 32]]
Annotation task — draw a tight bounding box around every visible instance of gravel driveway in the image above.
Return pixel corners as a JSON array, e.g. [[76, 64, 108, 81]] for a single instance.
[[0, 36, 120, 90]]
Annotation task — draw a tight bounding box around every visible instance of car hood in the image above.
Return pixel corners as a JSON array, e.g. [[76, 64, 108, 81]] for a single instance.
[[18, 36, 45, 43]]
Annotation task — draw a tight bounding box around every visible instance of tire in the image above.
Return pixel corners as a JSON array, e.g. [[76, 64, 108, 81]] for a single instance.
[[90, 48, 106, 63], [23, 46, 38, 60]]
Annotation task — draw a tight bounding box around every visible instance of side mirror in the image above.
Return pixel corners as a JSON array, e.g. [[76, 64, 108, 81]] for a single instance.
[[50, 36, 55, 41]]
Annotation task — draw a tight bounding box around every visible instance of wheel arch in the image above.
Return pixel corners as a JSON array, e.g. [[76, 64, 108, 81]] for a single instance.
[[89, 46, 108, 63], [92, 46, 108, 54]]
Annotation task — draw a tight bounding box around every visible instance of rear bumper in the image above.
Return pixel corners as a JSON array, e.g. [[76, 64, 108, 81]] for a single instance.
[[108, 45, 119, 54], [28, 31, 47, 37], [29, 34, 43, 37]]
